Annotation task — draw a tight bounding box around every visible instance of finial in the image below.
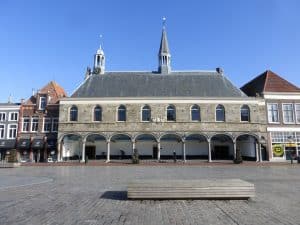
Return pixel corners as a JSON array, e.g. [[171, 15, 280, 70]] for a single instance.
[[99, 34, 103, 49], [162, 17, 166, 29]]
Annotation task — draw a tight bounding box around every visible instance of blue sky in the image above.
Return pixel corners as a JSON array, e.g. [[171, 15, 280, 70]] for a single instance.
[[0, 0, 300, 102]]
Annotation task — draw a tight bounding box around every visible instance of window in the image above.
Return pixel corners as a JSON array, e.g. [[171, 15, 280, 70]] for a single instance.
[[70, 106, 78, 121], [94, 106, 102, 121], [39, 97, 47, 110], [117, 105, 126, 121], [191, 105, 200, 121], [167, 105, 176, 121], [9, 112, 18, 121], [52, 118, 59, 132], [0, 112, 6, 121], [241, 105, 250, 122], [282, 104, 294, 123], [216, 104, 225, 122], [31, 117, 39, 132], [0, 124, 4, 139], [267, 103, 279, 123], [43, 118, 51, 132], [295, 104, 300, 123], [8, 124, 17, 139], [142, 105, 151, 122], [22, 117, 30, 132]]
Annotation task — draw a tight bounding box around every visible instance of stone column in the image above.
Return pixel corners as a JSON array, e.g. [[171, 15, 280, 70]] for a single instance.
[[81, 141, 86, 163], [132, 141, 136, 155], [57, 141, 61, 162], [106, 141, 110, 162], [182, 141, 186, 162], [259, 143, 262, 162], [208, 139, 212, 162], [256, 143, 259, 162], [157, 142, 161, 161], [233, 141, 237, 160]]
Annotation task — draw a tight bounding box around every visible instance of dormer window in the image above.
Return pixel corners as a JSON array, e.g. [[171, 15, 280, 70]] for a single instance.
[[39, 97, 47, 110]]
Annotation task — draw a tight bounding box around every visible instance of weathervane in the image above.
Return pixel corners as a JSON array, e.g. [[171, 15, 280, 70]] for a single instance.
[[162, 17, 166, 28]]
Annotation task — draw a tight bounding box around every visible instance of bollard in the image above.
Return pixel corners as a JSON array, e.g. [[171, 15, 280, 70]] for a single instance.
[[173, 150, 177, 163]]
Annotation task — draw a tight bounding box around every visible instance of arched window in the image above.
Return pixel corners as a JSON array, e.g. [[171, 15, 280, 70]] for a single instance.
[[94, 106, 102, 121], [142, 105, 151, 122], [117, 105, 126, 121], [167, 105, 176, 121], [216, 104, 225, 122], [70, 106, 78, 121], [191, 105, 200, 121], [241, 105, 250, 122]]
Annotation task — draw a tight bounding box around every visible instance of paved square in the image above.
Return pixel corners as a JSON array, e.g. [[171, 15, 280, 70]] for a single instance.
[[0, 164, 299, 225]]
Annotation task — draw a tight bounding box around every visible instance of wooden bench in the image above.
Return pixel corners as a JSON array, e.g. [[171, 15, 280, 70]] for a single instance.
[[127, 179, 255, 200]]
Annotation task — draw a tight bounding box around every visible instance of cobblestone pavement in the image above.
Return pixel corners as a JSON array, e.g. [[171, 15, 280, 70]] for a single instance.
[[0, 165, 299, 225]]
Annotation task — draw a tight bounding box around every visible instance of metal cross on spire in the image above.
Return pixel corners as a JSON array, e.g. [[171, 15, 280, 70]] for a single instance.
[[162, 17, 166, 29]]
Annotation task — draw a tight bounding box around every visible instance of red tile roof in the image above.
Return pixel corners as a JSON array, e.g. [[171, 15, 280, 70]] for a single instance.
[[241, 70, 300, 96]]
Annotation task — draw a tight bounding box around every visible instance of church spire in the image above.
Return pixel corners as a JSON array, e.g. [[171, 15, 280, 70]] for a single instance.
[[94, 35, 105, 74], [158, 17, 171, 74]]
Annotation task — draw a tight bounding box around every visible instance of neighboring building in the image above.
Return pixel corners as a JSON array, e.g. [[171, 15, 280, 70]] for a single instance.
[[241, 70, 300, 161], [58, 26, 267, 162], [0, 103, 20, 161], [17, 81, 67, 162]]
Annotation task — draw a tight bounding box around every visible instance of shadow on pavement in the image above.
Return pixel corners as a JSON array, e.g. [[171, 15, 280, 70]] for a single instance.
[[100, 191, 127, 200]]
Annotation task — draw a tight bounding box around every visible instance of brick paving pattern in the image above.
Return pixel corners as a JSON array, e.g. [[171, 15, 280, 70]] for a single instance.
[[0, 164, 299, 225]]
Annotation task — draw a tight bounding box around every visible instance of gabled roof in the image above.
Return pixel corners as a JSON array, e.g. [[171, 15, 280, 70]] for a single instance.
[[71, 71, 246, 98], [26, 81, 67, 104], [241, 70, 300, 96]]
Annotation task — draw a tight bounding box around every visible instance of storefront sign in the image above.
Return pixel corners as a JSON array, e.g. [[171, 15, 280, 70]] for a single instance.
[[272, 144, 284, 157]]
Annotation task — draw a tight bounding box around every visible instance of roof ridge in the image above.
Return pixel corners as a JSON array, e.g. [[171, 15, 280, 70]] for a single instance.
[[262, 70, 269, 92]]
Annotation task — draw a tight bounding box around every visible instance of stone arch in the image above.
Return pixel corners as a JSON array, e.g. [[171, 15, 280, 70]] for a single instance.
[[159, 133, 183, 160], [210, 133, 234, 160], [84, 133, 107, 160], [185, 133, 209, 160], [236, 133, 259, 161], [60, 133, 83, 161], [109, 133, 132, 160], [135, 133, 158, 160]]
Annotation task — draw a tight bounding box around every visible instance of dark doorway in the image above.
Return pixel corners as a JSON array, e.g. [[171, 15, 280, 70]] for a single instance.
[[85, 146, 96, 160], [213, 146, 230, 160], [153, 146, 158, 159]]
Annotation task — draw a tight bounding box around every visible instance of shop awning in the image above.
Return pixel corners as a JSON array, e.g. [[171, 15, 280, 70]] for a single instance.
[[17, 139, 31, 149], [32, 139, 44, 149], [47, 139, 57, 149], [0, 140, 16, 149]]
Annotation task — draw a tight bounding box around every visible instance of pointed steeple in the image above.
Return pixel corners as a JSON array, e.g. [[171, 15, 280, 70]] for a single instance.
[[94, 35, 105, 74], [158, 17, 171, 74]]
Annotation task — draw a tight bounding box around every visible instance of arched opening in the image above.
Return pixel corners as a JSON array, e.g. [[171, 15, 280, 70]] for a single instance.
[[167, 105, 176, 121], [236, 134, 258, 161], [211, 134, 233, 160], [135, 134, 157, 159], [110, 134, 132, 159], [117, 105, 126, 121], [185, 134, 208, 160], [240, 105, 250, 122], [85, 134, 106, 160], [215, 104, 225, 122], [160, 134, 182, 160], [191, 105, 201, 121], [70, 106, 78, 122], [93, 106, 102, 121], [61, 134, 82, 161], [141, 105, 151, 122]]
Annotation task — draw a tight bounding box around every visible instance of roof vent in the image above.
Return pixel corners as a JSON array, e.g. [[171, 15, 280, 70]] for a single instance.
[[216, 67, 224, 75]]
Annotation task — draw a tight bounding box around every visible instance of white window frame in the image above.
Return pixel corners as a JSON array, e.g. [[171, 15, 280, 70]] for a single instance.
[[240, 105, 250, 122], [116, 105, 126, 122], [52, 118, 59, 132], [8, 112, 18, 121], [166, 105, 176, 122], [282, 103, 295, 124], [22, 117, 30, 132], [0, 112, 6, 122], [7, 124, 17, 139], [0, 124, 5, 139], [294, 103, 300, 124], [141, 105, 151, 122], [43, 117, 52, 133], [31, 117, 39, 132], [190, 105, 201, 122], [215, 105, 225, 122], [267, 103, 279, 124], [39, 96, 47, 110]]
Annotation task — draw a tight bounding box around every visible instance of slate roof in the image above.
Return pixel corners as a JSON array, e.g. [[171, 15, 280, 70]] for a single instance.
[[241, 70, 300, 96], [71, 71, 247, 98]]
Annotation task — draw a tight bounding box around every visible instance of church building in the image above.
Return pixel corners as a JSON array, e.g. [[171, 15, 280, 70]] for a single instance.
[[57, 25, 267, 163]]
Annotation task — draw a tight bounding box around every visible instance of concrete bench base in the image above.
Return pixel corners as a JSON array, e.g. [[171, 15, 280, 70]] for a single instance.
[[127, 179, 255, 200]]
